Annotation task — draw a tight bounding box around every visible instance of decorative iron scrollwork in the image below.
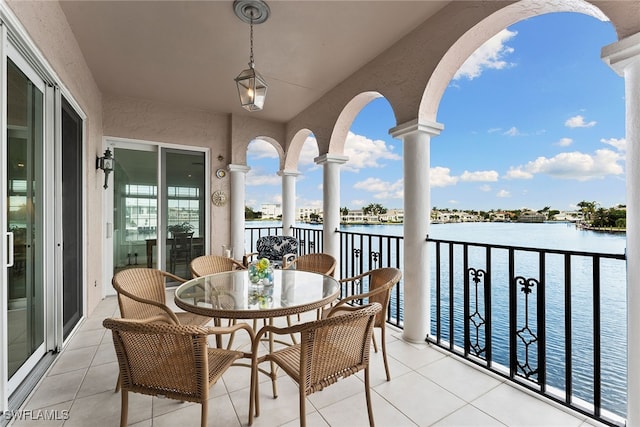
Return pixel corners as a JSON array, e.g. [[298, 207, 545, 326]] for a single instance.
[[513, 276, 539, 381], [467, 267, 487, 358]]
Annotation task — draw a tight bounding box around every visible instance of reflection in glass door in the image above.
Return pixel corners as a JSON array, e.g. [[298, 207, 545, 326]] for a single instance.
[[163, 149, 205, 279], [112, 147, 158, 273], [109, 144, 206, 282], [6, 58, 45, 381]]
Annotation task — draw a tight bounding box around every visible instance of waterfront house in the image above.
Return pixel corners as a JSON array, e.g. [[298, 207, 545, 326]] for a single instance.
[[2, 1, 640, 426]]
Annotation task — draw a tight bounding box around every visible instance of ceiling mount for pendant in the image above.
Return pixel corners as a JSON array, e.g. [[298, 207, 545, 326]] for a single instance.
[[233, 0, 270, 25]]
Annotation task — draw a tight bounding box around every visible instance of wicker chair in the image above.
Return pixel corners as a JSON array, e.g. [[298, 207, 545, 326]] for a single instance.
[[103, 317, 253, 427], [243, 235, 298, 267], [112, 267, 210, 327], [284, 253, 337, 334], [330, 267, 402, 381], [249, 303, 382, 427], [190, 254, 246, 278], [190, 255, 247, 348], [284, 253, 336, 276]]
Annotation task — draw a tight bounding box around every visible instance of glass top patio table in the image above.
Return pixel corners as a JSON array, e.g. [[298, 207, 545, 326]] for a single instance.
[[174, 269, 339, 320]]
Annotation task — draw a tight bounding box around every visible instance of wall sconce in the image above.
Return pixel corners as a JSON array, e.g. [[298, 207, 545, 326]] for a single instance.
[[96, 148, 114, 189]]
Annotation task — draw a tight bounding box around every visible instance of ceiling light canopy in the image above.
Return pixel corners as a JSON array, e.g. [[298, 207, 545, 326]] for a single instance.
[[234, 0, 270, 112]]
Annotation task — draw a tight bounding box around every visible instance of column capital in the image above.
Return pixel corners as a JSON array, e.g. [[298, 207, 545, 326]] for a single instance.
[[314, 153, 349, 165], [278, 169, 300, 177], [389, 119, 444, 139], [228, 164, 251, 173], [602, 31, 640, 76]]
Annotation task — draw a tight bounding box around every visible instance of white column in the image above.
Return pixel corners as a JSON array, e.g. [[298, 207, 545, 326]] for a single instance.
[[603, 32, 640, 427], [315, 154, 348, 274], [390, 119, 443, 344], [279, 170, 299, 236], [228, 164, 250, 261]]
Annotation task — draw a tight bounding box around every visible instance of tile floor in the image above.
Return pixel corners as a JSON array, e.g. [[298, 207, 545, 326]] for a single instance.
[[10, 293, 605, 427]]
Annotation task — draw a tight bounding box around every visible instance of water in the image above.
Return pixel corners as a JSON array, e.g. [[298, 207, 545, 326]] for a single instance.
[[246, 220, 628, 418]]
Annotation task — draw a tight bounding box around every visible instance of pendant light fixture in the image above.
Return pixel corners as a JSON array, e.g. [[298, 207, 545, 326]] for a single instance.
[[234, 0, 270, 112]]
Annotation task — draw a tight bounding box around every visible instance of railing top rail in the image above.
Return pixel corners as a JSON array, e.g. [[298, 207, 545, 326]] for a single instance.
[[336, 229, 405, 239], [426, 235, 626, 260]]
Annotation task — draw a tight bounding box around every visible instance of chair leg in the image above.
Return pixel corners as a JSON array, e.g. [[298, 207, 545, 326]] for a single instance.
[[120, 390, 128, 427], [201, 401, 208, 427], [299, 383, 307, 427], [249, 353, 260, 425], [364, 366, 375, 427], [114, 373, 120, 392], [372, 330, 379, 353], [380, 326, 391, 381]]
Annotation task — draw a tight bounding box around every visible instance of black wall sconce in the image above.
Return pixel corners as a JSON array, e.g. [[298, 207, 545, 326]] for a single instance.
[[96, 148, 114, 189]]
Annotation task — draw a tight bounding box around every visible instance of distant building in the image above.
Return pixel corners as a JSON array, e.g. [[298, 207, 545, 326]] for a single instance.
[[261, 203, 282, 219], [297, 207, 322, 222], [517, 210, 546, 223], [552, 211, 585, 222]]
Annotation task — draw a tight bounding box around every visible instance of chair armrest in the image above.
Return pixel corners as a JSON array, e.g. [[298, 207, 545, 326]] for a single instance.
[[161, 271, 187, 284], [116, 287, 181, 324], [329, 285, 389, 311], [243, 252, 258, 267], [338, 270, 372, 285], [282, 253, 296, 269]]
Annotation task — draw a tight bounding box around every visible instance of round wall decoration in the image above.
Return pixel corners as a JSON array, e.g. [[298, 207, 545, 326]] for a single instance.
[[211, 190, 228, 207], [216, 168, 227, 179]]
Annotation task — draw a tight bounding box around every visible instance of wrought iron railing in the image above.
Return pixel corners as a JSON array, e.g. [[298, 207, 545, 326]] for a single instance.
[[427, 236, 626, 426], [245, 225, 627, 425]]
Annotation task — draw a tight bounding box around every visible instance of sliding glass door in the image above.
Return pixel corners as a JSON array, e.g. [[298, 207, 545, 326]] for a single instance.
[[109, 142, 206, 282], [6, 57, 46, 386]]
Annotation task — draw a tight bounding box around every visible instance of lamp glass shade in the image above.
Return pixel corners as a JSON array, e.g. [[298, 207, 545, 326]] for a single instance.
[[235, 66, 267, 111]]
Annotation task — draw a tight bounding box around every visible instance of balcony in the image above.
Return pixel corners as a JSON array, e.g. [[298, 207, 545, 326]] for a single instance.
[[11, 226, 620, 425], [13, 294, 596, 427]]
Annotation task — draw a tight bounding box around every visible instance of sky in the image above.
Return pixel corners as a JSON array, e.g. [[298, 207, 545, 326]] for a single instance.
[[245, 12, 626, 214]]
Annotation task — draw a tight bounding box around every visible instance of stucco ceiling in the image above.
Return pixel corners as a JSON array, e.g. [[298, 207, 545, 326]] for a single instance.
[[58, 0, 449, 123]]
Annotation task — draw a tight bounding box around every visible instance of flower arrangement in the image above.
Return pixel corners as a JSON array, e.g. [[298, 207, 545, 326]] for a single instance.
[[248, 258, 273, 285]]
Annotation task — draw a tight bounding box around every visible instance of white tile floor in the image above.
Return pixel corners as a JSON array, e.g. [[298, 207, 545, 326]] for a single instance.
[[11, 293, 605, 427]]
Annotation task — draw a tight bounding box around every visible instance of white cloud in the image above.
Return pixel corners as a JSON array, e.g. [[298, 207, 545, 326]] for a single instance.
[[496, 189, 511, 198], [343, 131, 401, 172], [557, 137, 573, 147], [351, 199, 366, 208], [601, 137, 626, 152], [488, 127, 502, 134], [448, 200, 459, 204], [565, 115, 596, 128], [479, 184, 492, 192], [504, 127, 521, 136], [430, 166, 458, 187], [505, 167, 534, 180], [454, 29, 517, 81], [247, 139, 278, 159], [246, 169, 280, 186], [353, 177, 404, 199], [460, 170, 499, 182], [508, 149, 623, 181], [299, 135, 320, 166]]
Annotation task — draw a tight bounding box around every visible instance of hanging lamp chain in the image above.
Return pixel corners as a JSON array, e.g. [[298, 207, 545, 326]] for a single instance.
[[249, 7, 255, 68]]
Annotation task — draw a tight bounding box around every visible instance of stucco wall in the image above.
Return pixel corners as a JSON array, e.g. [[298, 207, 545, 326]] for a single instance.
[[102, 93, 233, 255], [6, 0, 105, 315]]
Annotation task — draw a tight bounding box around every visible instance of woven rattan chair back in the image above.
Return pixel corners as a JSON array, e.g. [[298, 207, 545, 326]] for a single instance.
[[249, 303, 382, 427], [111, 267, 209, 326], [332, 267, 402, 382], [103, 317, 245, 427], [284, 253, 336, 277], [190, 254, 246, 278]]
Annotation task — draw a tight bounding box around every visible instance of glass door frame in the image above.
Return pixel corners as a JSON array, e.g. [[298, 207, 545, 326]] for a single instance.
[[102, 137, 210, 295], [3, 43, 50, 395]]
